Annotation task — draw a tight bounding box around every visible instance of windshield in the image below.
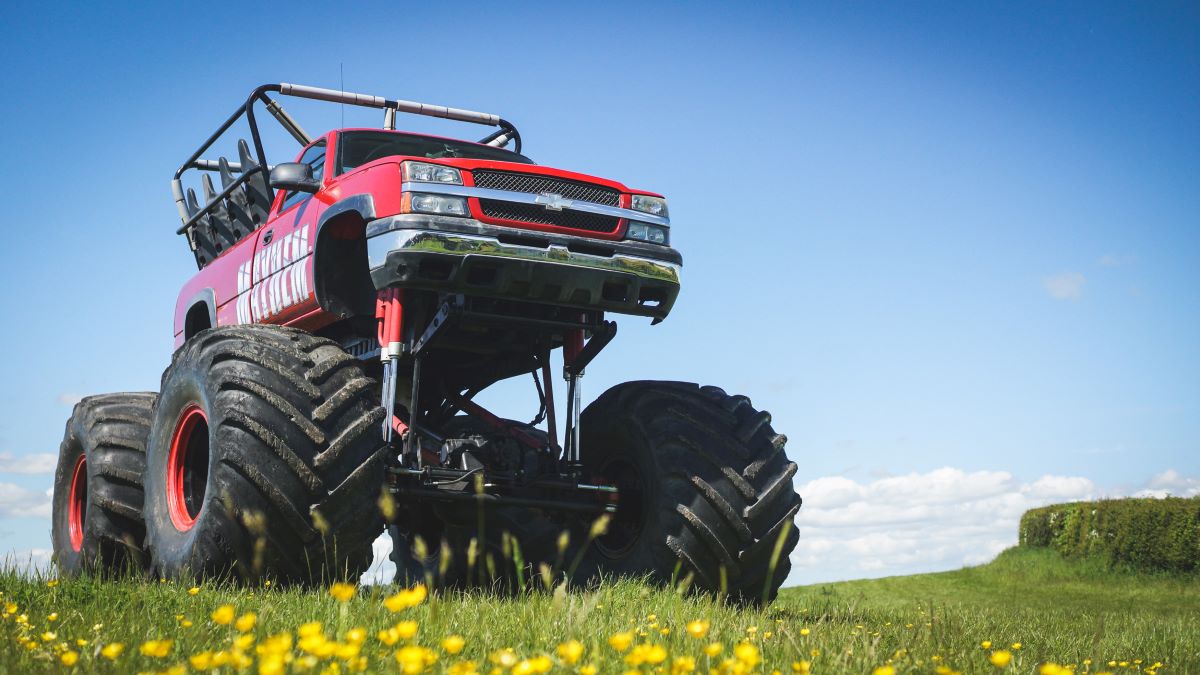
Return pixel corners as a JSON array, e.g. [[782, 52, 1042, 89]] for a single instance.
[[336, 130, 533, 174]]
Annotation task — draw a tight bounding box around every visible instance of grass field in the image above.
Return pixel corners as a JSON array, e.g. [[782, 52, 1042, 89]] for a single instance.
[[2, 546, 1197, 674]]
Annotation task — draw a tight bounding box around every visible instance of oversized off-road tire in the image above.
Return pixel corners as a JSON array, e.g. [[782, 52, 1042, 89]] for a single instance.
[[143, 325, 386, 584], [578, 381, 801, 604], [51, 393, 156, 575]]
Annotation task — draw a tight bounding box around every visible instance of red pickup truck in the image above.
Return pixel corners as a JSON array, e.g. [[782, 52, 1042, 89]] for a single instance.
[[50, 83, 800, 603]]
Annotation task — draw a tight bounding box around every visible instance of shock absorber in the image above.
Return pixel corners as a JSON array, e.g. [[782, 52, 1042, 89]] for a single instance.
[[376, 288, 405, 445], [563, 327, 584, 464]]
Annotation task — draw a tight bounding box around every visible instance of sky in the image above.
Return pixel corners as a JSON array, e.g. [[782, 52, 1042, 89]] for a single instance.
[[0, 1, 1196, 585]]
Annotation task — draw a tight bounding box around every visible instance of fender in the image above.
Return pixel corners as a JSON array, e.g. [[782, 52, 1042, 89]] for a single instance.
[[312, 194, 377, 319], [178, 288, 217, 341]]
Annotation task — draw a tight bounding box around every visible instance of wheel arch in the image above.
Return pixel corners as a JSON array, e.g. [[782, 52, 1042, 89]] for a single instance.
[[181, 289, 216, 341], [313, 194, 377, 319]]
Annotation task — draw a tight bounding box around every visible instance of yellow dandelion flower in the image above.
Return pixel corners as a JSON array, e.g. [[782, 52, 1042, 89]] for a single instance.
[[190, 648, 214, 667], [235, 612, 257, 633], [181, 619, 194, 628], [990, 650, 1013, 668], [395, 645, 438, 674], [448, 660, 480, 675], [1040, 664, 1065, 675], [981, 641, 993, 650], [793, 661, 812, 674], [46, 579, 59, 587], [557, 639, 584, 664], [188, 586, 200, 596], [47, 612, 59, 622], [383, 584, 428, 612], [686, 620, 710, 639], [704, 642, 724, 657], [608, 631, 634, 652], [394, 620, 418, 639], [490, 648, 518, 668], [139, 639, 173, 658], [60, 650, 78, 666], [100, 642, 125, 660], [75, 639, 88, 647], [378, 627, 401, 646], [235, 633, 255, 650], [443, 635, 466, 655], [299, 621, 324, 638], [672, 655, 697, 674], [259, 653, 286, 675], [580, 665, 598, 675], [734, 643, 761, 667], [211, 604, 235, 625], [329, 582, 357, 602], [41, 631, 57, 642], [874, 667, 896, 675], [800, 627, 811, 636]]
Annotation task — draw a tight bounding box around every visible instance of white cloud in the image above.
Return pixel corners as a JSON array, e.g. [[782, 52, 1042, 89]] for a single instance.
[[1135, 469, 1200, 498], [0, 452, 58, 475], [1097, 254, 1137, 267], [0, 482, 53, 518], [1, 548, 53, 574], [1044, 272, 1086, 300], [788, 467, 1124, 584]]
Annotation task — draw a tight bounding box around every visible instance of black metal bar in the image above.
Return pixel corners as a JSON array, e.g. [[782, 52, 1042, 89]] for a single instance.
[[174, 170, 264, 235], [247, 95, 273, 200], [175, 84, 281, 181], [412, 297, 462, 355], [564, 321, 618, 378], [406, 354, 422, 466], [393, 487, 613, 514]]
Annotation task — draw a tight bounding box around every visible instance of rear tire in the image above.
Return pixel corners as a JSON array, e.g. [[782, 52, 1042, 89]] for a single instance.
[[144, 325, 386, 584], [51, 393, 156, 576], [578, 381, 801, 604]]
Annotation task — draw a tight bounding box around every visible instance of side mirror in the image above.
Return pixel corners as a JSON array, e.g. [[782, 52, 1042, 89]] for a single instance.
[[270, 163, 320, 193]]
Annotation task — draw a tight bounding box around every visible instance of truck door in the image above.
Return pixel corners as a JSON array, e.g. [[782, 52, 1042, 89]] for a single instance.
[[243, 139, 327, 325]]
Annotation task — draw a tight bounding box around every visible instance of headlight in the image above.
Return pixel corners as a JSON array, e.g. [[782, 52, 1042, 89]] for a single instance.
[[631, 194, 668, 218], [402, 160, 462, 185], [404, 193, 469, 217], [626, 221, 669, 245]]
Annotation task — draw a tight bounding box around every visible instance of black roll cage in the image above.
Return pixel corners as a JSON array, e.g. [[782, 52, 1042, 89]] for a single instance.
[[170, 83, 522, 239]]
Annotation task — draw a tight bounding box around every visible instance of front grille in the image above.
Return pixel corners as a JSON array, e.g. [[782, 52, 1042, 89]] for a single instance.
[[479, 200, 620, 233], [473, 170, 620, 207]]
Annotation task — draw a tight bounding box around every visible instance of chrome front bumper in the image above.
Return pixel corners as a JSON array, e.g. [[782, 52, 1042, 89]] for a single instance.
[[366, 215, 681, 320]]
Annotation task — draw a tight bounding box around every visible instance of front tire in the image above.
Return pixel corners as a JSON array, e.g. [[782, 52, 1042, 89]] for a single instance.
[[144, 325, 386, 584], [578, 381, 801, 603], [51, 393, 156, 575]]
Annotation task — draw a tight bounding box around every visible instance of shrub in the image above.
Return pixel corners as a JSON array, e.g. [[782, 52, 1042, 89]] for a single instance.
[[1019, 497, 1200, 573]]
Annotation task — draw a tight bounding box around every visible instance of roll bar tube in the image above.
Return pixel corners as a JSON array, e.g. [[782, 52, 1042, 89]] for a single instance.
[[171, 83, 519, 231]]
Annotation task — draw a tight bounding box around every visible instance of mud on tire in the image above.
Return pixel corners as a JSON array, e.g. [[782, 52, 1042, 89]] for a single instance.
[[143, 325, 386, 584], [51, 393, 156, 576], [578, 381, 801, 604]]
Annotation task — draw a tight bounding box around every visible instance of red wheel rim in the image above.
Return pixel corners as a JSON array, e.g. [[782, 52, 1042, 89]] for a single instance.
[[167, 404, 209, 532], [67, 455, 86, 552]]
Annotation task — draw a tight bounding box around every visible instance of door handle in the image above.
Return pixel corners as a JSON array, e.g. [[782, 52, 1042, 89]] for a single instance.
[[262, 230, 274, 244]]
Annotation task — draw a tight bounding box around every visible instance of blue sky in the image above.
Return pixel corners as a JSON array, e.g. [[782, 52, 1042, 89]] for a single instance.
[[0, 1, 1196, 584]]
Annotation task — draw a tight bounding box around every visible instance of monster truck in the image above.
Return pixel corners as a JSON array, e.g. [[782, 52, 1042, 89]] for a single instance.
[[49, 83, 801, 601]]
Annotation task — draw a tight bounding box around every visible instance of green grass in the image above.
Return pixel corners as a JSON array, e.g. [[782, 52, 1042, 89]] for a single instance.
[[1, 546, 1197, 673]]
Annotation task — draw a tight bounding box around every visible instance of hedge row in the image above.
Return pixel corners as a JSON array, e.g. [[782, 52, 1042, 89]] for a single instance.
[[1019, 497, 1200, 573]]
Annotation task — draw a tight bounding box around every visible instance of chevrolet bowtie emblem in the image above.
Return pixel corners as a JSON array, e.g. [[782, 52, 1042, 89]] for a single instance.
[[535, 192, 572, 211]]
